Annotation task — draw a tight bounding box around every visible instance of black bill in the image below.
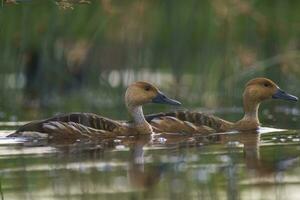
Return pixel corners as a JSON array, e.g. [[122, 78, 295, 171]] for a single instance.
[[152, 91, 181, 106], [272, 88, 298, 102]]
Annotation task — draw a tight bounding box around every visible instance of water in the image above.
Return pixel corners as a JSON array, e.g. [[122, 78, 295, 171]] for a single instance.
[[0, 114, 300, 200]]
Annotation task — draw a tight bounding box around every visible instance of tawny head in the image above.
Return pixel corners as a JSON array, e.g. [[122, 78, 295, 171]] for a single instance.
[[243, 77, 298, 103], [125, 81, 181, 108]]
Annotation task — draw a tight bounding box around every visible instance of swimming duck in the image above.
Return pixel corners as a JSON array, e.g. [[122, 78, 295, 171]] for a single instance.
[[9, 81, 181, 141], [146, 78, 298, 132]]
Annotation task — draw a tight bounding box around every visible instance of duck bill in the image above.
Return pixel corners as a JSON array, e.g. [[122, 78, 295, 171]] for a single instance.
[[272, 89, 298, 102], [152, 91, 181, 106]]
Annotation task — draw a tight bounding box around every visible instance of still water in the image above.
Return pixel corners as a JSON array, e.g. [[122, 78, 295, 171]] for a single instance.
[[0, 112, 299, 200]]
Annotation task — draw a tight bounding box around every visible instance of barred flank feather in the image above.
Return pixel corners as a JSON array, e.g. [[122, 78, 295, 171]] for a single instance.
[[43, 121, 116, 139], [11, 112, 120, 135], [150, 116, 214, 134], [145, 111, 226, 132], [51, 113, 119, 131]]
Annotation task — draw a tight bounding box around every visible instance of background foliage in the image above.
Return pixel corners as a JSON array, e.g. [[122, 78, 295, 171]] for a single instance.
[[0, 0, 299, 125]]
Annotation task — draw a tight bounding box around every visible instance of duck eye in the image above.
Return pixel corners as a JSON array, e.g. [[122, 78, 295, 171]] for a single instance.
[[144, 86, 151, 91], [263, 83, 270, 87]]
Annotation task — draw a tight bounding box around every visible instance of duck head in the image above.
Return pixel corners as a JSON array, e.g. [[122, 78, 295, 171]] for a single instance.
[[243, 78, 298, 103], [125, 81, 181, 108], [235, 77, 298, 130]]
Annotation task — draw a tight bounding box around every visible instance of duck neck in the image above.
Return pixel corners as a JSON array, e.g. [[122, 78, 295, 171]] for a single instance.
[[128, 105, 153, 134], [130, 106, 147, 124], [242, 96, 260, 124]]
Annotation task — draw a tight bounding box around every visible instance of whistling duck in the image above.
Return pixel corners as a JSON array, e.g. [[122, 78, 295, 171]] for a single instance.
[[146, 78, 298, 132], [8, 81, 181, 140]]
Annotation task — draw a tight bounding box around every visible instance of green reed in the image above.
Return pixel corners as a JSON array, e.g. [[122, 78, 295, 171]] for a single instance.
[[0, 0, 299, 121]]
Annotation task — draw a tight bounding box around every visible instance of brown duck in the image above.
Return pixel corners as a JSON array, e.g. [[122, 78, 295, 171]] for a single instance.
[[8, 81, 181, 141], [146, 78, 298, 132]]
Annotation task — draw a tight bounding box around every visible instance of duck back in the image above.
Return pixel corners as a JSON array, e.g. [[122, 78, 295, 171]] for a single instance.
[[145, 111, 232, 132], [9, 112, 121, 137]]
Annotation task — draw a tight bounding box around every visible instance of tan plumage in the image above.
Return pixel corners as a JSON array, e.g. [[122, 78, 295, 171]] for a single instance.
[[150, 116, 214, 134], [9, 81, 181, 141], [43, 121, 117, 139], [9, 113, 121, 136], [146, 78, 298, 132]]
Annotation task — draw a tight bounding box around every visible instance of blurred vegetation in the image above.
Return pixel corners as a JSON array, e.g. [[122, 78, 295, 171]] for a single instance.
[[0, 0, 299, 123]]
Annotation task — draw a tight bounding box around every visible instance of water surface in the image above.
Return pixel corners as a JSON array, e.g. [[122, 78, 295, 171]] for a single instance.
[[0, 116, 300, 200]]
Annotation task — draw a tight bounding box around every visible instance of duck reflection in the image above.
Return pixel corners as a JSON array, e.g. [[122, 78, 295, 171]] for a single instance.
[[127, 137, 165, 190], [61, 135, 168, 191], [207, 130, 299, 177], [1, 130, 299, 200], [203, 130, 300, 200]]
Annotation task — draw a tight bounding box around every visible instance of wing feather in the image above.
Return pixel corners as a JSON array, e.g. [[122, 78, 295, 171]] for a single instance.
[[146, 111, 231, 132]]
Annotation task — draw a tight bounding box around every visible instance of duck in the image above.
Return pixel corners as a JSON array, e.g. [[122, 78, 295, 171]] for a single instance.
[[145, 78, 298, 132], [8, 81, 181, 141]]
